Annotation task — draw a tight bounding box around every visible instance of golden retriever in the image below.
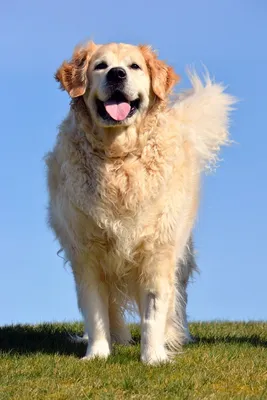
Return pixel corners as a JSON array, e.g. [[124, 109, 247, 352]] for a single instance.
[[45, 41, 235, 364]]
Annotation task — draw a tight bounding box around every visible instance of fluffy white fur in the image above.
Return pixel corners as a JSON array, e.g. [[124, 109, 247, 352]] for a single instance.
[[46, 42, 236, 365], [173, 70, 235, 171]]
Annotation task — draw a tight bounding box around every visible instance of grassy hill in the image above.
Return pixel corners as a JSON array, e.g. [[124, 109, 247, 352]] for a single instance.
[[0, 322, 266, 399]]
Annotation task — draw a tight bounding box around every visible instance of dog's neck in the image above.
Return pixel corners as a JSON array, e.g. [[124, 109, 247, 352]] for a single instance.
[[71, 97, 166, 159]]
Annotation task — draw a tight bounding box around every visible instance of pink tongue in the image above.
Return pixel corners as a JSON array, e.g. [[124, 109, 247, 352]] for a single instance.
[[104, 100, 131, 121]]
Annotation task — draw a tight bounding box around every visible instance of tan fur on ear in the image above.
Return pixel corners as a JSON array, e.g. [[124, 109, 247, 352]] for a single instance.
[[55, 41, 97, 98], [139, 45, 180, 101]]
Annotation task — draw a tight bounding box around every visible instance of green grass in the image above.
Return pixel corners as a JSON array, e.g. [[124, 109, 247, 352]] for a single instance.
[[0, 322, 266, 399]]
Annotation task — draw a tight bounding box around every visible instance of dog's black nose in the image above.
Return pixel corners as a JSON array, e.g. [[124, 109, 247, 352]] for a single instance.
[[107, 67, 126, 83]]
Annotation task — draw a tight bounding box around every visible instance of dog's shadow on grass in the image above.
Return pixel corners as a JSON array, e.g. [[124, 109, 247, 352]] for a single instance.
[[0, 325, 266, 357], [0, 325, 87, 358], [190, 335, 267, 348]]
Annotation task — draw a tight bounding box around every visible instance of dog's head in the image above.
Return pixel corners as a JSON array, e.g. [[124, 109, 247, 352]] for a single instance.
[[55, 42, 179, 128]]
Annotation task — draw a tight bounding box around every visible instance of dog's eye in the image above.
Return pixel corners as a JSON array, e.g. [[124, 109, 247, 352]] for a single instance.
[[130, 63, 141, 70], [94, 62, 108, 70]]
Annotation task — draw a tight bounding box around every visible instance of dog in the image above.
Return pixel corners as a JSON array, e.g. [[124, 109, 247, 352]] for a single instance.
[[45, 41, 235, 364]]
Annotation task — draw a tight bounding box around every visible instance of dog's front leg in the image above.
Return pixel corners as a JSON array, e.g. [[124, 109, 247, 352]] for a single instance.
[[75, 268, 111, 360], [139, 250, 175, 365]]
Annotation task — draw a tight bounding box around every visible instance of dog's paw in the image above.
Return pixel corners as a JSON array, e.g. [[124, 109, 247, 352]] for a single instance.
[[81, 339, 111, 360], [141, 345, 170, 365], [184, 334, 195, 344], [182, 328, 195, 345], [69, 333, 89, 343]]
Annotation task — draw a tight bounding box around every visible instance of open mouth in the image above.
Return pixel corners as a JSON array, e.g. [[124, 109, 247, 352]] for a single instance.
[[96, 91, 140, 122]]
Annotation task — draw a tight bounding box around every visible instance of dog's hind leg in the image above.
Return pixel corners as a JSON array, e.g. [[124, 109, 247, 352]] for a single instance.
[[165, 236, 197, 349], [109, 296, 132, 345]]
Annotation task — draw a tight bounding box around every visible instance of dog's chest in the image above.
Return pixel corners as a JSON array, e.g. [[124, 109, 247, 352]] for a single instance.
[[64, 150, 166, 251], [91, 157, 161, 231], [101, 158, 154, 209], [62, 132, 179, 259]]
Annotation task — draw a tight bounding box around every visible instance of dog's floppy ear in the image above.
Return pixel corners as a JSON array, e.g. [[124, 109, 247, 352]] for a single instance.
[[55, 41, 97, 98], [139, 45, 179, 101]]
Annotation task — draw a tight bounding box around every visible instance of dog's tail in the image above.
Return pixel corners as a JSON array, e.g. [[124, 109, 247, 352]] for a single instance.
[[173, 69, 237, 172]]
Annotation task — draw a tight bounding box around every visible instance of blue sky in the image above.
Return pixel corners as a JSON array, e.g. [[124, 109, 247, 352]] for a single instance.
[[0, 0, 266, 325]]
